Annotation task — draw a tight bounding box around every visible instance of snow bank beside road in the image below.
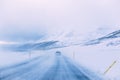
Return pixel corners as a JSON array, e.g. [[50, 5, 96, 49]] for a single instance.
[[53, 45, 120, 80], [0, 50, 45, 68]]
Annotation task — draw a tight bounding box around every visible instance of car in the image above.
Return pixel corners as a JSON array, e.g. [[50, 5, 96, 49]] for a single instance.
[[55, 51, 61, 56]]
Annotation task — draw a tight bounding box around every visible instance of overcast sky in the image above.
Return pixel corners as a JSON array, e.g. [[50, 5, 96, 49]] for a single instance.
[[0, 0, 120, 42]]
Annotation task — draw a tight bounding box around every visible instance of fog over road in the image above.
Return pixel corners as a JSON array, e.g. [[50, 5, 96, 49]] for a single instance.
[[0, 52, 103, 80]]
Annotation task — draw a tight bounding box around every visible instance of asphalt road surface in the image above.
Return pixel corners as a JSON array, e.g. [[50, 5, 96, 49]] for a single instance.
[[0, 53, 103, 80]]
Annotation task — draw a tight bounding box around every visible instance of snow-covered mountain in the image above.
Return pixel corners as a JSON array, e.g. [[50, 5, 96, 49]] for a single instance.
[[85, 29, 120, 46], [1, 28, 120, 52], [0, 41, 59, 51], [0, 31, 84, 52]]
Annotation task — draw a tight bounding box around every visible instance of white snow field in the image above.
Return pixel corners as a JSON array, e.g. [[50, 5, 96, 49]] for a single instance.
[[0, 44, 120, 80], [56, 45, 120, 80], [0, 50, 45, 67]]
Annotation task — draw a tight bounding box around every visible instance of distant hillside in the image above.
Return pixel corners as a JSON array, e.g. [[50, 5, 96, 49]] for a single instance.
[[85, 30, 120, 46]]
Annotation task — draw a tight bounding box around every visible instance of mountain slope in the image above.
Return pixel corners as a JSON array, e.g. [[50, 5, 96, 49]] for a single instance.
[[85, 29, 120, 46]]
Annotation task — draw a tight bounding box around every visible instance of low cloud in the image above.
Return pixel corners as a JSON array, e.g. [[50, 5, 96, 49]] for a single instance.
[[0, 0, 120, 42]]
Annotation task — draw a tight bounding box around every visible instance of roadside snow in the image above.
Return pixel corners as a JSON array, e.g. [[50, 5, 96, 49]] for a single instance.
[[0, 50, 45, 68], [51, 45, 120, 80], [0, 44, 120, 80]]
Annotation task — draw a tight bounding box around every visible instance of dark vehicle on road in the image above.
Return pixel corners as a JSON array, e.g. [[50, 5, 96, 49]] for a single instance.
[[55, 51, 61, 56]]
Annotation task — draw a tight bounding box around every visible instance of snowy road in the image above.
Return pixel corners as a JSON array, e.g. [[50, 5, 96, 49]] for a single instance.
[[0, 52, 102, 80]]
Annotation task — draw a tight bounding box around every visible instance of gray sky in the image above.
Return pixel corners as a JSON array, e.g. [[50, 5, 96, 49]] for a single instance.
[[0, 0, 120, 42]]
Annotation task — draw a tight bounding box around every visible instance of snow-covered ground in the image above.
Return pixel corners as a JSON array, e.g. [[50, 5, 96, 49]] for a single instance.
[[48, 45, 120, 80], [0, 44, 120, 80], [0, 50, 45, 68]]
